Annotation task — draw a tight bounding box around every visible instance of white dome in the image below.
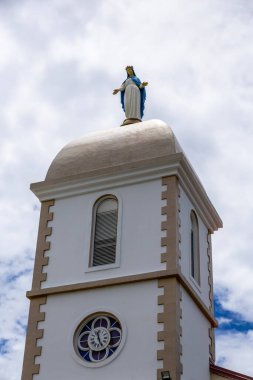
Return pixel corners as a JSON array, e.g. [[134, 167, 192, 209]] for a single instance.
[[46, 119, 183, 182]]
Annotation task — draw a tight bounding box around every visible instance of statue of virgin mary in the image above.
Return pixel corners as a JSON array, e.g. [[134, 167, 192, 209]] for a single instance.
[[113, 66, 148, 125]]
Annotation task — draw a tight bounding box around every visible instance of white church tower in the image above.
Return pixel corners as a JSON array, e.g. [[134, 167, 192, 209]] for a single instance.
[[21, 119, 222, 380]]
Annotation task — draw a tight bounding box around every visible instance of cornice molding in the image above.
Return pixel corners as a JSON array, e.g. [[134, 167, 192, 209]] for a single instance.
[[176, 155, 222, 232], [30, 154, 181, 199], [26, 269, 217, 328], [31, 152, 222, 232]]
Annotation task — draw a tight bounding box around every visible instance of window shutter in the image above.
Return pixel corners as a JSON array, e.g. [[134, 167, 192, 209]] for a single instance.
[[92, 198, 118, 267]]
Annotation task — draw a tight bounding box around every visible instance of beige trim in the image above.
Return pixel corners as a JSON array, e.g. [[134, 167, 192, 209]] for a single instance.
[[209, 327, 215, 363], [32, 200, 54, 289], [158, 176, 182, 379], [27, 270, 175, 297], [22, 200, 54, 379], [157, 277, 182, 380], [21, 296, 47, 380], [161, 176, 181, 270], [26, 270, 217, 328], [207, 231, 216, 361]]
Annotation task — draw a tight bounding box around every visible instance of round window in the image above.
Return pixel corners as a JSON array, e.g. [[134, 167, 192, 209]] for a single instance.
[[74, 313, 124, 366]]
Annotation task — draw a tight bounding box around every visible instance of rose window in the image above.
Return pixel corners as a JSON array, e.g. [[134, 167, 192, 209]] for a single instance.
[[74, 314, 122, 364]]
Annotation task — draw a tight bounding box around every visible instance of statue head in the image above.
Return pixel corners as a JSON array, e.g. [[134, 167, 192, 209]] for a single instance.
[[126, 65, 136, 77]]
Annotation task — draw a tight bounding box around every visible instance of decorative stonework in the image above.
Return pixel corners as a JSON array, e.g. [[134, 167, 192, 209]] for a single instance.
[[158, 176, 182, 380], [161, 176, 181, 269], [22, 200, 54, 379], [207, 231, 215, 361], [157, 278, 182, 380], [209, 327, 215, 363], [32, 200, 54, 289], [21, 296, 47, 380]]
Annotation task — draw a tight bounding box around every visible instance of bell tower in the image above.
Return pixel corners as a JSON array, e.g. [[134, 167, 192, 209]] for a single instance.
[[21, 119, 222, 380]]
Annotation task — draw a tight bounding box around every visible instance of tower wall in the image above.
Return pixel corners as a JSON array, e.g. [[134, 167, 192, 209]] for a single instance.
[[41, 179, 165, 289], [179, 185, 211, 308], [33, 281, 161, 380], [181, 287, 211, 380]]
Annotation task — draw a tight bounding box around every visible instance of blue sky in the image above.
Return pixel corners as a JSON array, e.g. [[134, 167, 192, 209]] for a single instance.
[[1, 1, 253, 379], [215, 297, 253, 334]]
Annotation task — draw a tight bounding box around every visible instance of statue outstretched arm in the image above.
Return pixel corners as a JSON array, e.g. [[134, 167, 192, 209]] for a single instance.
[[113, 83, 126, 95], [140, 82, 148, 88]]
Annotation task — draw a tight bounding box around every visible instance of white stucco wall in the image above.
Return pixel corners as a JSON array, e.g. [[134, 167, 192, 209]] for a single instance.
[[42, 179, 164, 288], [34, 280, 161, 380], [179, 185, 210, 308], [181, 287, 211, 380]]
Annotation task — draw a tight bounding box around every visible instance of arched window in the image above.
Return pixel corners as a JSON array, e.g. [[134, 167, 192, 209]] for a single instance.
[[90, 195, 118, 267], [190, 210, 200, 285]]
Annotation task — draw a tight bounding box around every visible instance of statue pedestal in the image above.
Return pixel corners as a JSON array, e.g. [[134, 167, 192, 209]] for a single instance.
[[121, 118, 141, 126]]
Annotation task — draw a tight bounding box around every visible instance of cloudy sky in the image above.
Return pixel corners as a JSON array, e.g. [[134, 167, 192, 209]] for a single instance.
[[1, 0, 253, 379]]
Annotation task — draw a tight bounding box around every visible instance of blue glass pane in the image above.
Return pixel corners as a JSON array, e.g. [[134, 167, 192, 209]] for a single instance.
[[76, 314, 122, 363]]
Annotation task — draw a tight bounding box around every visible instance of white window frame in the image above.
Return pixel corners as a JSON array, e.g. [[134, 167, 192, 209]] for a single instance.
[[86, 192, 122, 272], [190, 209, 201, 286]]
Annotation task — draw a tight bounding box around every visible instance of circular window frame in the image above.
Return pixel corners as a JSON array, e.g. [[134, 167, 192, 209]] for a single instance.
[[70, 309, 127, 368]]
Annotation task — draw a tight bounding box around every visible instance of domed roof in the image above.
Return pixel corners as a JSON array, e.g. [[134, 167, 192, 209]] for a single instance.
[[45, 119, 183, 182]]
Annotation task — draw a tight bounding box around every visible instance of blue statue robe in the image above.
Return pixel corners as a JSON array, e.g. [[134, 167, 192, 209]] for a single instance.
[[120, 76, 146, 118]]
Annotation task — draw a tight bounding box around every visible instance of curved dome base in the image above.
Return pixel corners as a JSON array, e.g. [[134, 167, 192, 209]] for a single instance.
[[45, 119, 183, 182]]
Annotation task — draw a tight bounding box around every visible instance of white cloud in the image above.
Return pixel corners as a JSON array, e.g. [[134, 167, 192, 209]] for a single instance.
[[0, 254, 33, 380], [216, 331, 253, 376], [217, 317, 232, 326], [1, 0, 253, 378]]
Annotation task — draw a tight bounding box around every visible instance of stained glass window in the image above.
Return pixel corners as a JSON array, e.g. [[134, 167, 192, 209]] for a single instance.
[[74, 313, 123, 365]]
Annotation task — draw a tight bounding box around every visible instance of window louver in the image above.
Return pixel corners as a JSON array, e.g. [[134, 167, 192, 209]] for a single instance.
[[92, 199, 118, 267], [190, 210, 200, 284]]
